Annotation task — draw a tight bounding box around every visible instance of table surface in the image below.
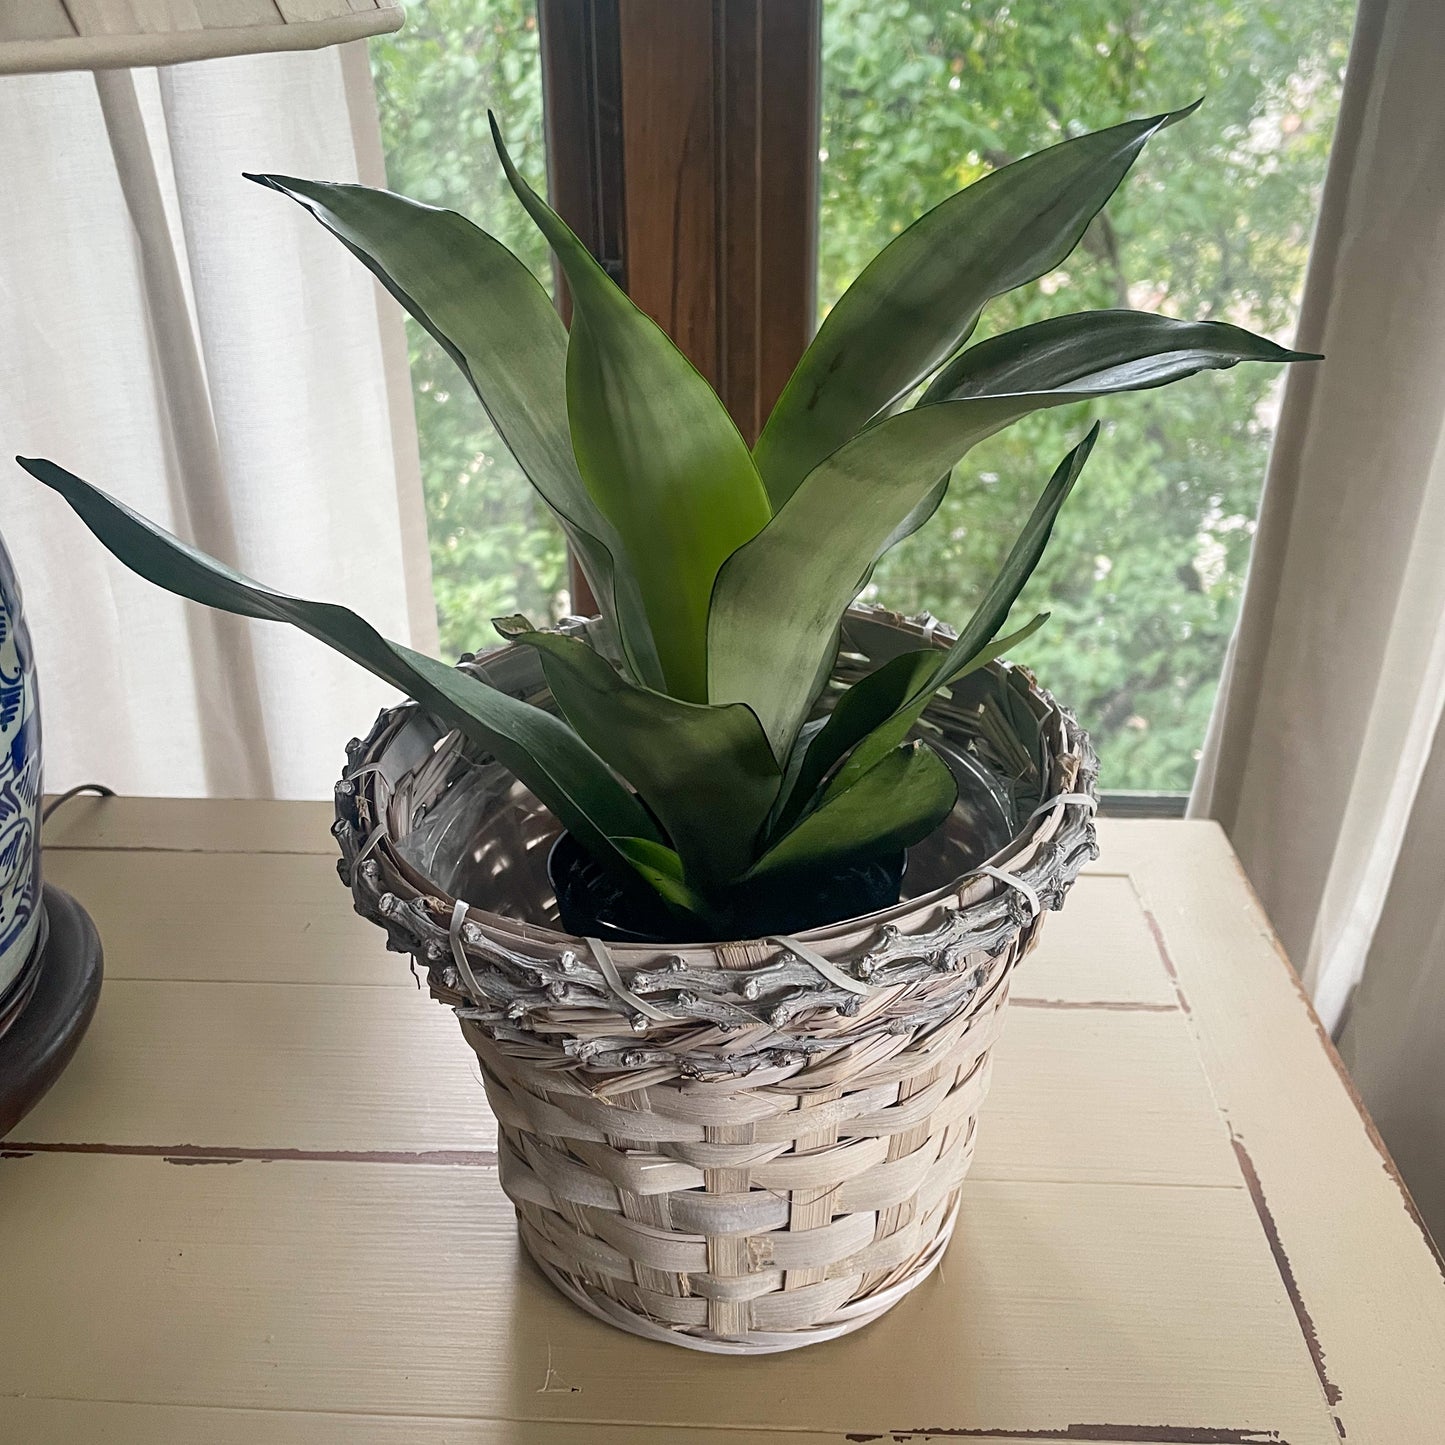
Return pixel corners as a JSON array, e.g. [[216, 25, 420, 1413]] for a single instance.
[[4, 798, 1443, 1444]]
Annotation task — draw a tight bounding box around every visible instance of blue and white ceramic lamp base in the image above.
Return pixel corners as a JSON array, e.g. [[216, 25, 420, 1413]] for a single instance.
[[0, 535, 43, 1001]]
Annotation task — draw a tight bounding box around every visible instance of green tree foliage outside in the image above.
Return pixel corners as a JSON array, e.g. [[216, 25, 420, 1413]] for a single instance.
[[372, 0, 1354, 790], [370, 0, 566, 654]]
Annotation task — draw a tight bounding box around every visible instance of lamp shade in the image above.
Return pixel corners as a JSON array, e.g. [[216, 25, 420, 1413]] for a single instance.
[[0, 1, 403, 75]]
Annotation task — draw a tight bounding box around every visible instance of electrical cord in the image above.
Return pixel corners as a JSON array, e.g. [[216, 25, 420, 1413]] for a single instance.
[[41, 783, 116, 824]]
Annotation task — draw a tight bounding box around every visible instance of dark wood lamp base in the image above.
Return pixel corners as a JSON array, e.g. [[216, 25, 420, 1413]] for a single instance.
[[0, 885, 103, 1137]]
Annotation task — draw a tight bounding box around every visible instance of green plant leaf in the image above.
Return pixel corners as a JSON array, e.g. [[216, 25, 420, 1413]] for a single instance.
[[821, 613, 1049, 805], [244, 173, 663, 689], [779, 613, 1048, 834], [753, 103, 1200, 507], [745, 741, 958, 883], [915, 428, 1097, 684], [871, 311, 1315, 562], [489, 115, 772, 703], [772, 649, 939, 835], [713, 316, 1314, 757], [920, 309, 1322, 404], [496, 619, 781, 890], [17, 458, 660, 868], [610, 837, 711, 917], [769, 716, 829, 829], [712, 396, 1084, 756], [877, 472, 953, 561]]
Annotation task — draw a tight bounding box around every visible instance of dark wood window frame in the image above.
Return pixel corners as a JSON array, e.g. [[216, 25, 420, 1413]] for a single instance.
[[538, 0, 819, 436], [539, 0, 822, 608], [534, 1, 1186, 819]]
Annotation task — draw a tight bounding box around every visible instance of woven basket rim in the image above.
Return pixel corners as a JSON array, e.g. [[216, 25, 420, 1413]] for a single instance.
[[337, 604, 1097, 957]]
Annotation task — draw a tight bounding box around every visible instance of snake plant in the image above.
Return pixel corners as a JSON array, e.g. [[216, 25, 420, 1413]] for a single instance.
[[19, 102, 1315, 930]]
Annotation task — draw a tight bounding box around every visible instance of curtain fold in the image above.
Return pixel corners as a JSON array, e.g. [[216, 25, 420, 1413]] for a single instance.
[[1191, 0, 1445, 1232], [0, 42, 434, 800]]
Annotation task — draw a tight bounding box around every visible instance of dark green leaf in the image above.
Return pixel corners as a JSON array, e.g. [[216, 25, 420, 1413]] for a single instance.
[[713, 395, 1090, 756], [753, 103, 1200, 507], [496, 619, 780, 889], [777, 612, 1046, 835], [769, 716, 829, 831], [713, 314, 1312, 757], [490, 115, 772, 703], [821, 613, 1049, 803], [611, 837, 710, 916], [930, 427, 1097, 670], [922, 309, 1321, 403], [882, 314, 1314, 563], [244, 173, 664, 689], [772, 649, 939, 835], [745, 741, 958, 882], [17, 458, 659, 867], [878, 472, 952, 559]]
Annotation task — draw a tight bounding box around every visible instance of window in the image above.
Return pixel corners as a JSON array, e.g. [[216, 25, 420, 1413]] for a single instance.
[[820, 0, 1353, 791], [372, 0, 1354, 793], [371, 0, 569, 660]]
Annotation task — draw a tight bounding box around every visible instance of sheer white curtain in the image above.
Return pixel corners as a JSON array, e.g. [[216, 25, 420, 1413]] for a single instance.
[[1191, 0, 1445, 1231], [0, 42, 434, 800]]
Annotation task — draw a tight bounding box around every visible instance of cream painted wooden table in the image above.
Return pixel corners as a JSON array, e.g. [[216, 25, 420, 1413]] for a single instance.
[[5, 798, 1444, 1444]]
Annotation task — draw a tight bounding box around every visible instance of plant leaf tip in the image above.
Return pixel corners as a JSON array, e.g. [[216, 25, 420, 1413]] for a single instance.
[[1155, 96, 1205, 133], [488, 112, 521, 180]]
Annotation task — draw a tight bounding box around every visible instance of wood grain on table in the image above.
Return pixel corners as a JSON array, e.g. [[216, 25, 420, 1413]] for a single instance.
[[3, 798, 1442, 1444]]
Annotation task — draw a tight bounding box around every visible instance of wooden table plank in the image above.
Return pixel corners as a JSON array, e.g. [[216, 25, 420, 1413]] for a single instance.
[[8, 1401, 1227, 1445], [11, 979, 490, 1157], [41, 849, 396, 986], [1104, 821, 1445, 1442], [980, 1003, 1240, 1187], [8, 980, 1240, 1189], [1016, 872, 1178, 1006], [12, 799, 1443, 1442], [42, 795, 337, 855], [2, 1403, 862, 1445], [0, 1154, 1339, 1443]]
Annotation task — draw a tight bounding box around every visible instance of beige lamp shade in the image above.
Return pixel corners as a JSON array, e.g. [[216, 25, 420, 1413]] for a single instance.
[[0, 2, 403, 74]]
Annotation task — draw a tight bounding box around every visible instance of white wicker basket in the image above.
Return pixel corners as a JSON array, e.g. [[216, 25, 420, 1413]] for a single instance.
[[333, 605, 1098, 1352]]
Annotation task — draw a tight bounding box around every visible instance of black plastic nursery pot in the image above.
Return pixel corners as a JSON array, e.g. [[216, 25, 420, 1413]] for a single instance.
[[333, 604, 1098, 1353], [546, 828, 907, 944]]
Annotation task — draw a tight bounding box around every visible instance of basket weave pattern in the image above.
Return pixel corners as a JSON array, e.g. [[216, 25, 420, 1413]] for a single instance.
[[333, 607, 1097, 1352]]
